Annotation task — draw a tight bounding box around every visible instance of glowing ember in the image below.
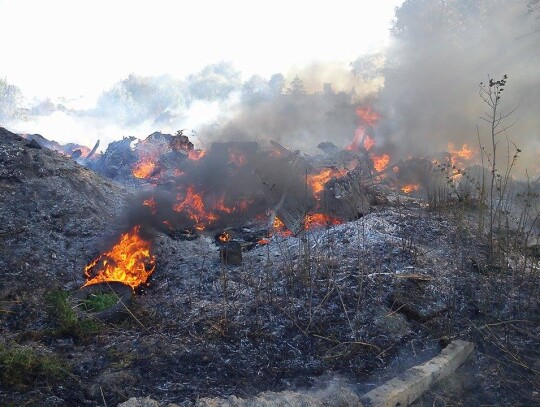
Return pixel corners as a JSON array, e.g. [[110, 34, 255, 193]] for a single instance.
[[257, 238, 270, 245], [188, 150, 206, 161], [371, 153, 390, 172], [83, 226, 155, 290], [307, 168, 346, 198], [133, 160, 156, 179], [401, 184, 421, 194], [305, 213, 342, 229]]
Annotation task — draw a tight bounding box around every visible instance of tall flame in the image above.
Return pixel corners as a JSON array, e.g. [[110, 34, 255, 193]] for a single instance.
[[347, 106, 381, 152], [83, 226, 156, 290]]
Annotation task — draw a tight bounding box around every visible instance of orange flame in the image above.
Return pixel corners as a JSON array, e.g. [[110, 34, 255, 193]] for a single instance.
[[371, 153, 390, 172], [447, 143, 476, 180], [133, 160, 156, 179], [305, 213, 342, 229], [228, 149, 246, 166], [83, 226, 156, 290], [307, 168, 346, 198], [143, 197, 157, 214], [272, 217, 293, 237], [188, 150, 206, 161], [448, 143, 475, 167], [173, 186, 218, 229], [401, 184, 421, 194], [355, 106, 380, 126], [363, 134, 376, 151], [347, 106, 381, 152], [217, 231, 230, 243]]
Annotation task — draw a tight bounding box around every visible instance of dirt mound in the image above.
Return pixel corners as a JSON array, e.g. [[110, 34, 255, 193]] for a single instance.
[[0, 127, 129, 291]]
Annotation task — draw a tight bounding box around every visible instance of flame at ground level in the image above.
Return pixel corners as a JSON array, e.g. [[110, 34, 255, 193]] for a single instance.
[[371, 153, 390, 172], [133, 160, 156, 179], [401, 184, 421, 194], [307, 168, 346, 197], [83, 226, 156, 290]]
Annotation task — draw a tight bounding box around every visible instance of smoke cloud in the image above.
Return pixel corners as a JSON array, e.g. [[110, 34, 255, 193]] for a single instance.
[[373, 0, 540, 175], [2, 1, 538, 178]]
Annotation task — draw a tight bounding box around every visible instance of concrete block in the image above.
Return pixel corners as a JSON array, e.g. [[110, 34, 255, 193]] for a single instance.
[[360, 340, 474, 407]]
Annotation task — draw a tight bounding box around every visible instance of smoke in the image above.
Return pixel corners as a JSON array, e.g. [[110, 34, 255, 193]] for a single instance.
[[2, 62, 243, 149], [374, 0, 540, 175], [198, 63, 381, 154]]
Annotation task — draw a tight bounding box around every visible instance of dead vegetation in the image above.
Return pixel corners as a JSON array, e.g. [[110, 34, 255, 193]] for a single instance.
[[0, 126, 539, 406]]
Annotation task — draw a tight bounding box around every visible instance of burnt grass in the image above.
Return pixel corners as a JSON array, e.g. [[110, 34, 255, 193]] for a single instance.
[[1, 128, 539, 406]]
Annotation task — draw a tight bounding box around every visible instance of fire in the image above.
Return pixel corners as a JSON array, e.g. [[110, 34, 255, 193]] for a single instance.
[[401, 184, 421, 194], [305, 213, 342, 228], [217, 231, 230, 243], [228, 149, 246, 166], [83, 226, 156, 290], [447, 143, 476, 180], [307, 168, 346, 198], [355, 106, 380, 126], [272, 216, 293, 237], [143, 197, 157, 214], [347, 127, 365, 152], [346, 106, 381, 152], [363, 134, 376, 151], [188, 150, 206, 161], [174, 186, 218, 229], [371, 153, 390, 172], [448, 143, 475, 165], [133, 160, 156, 179], [213, 196, 252, 214]]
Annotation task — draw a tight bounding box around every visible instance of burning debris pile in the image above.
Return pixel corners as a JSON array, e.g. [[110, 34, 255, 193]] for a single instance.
[[1, 122, 539, 407]]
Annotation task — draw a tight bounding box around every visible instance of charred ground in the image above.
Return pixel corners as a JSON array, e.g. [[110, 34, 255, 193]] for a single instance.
[[0, 128, 539, 406]]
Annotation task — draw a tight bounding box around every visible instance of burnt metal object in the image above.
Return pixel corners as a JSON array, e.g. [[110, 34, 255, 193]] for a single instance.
[[219, 241, 242, 265], [71, 282, 132, 322]]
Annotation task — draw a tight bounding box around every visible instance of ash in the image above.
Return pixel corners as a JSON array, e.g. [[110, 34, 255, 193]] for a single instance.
[[0, 128, 538, 407]]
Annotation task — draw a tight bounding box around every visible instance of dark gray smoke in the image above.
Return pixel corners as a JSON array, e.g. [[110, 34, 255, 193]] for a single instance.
[[373, 0, 540, 175]]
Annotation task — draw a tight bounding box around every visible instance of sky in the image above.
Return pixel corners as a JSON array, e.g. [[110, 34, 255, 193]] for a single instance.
[[0, 0, 404, 102]]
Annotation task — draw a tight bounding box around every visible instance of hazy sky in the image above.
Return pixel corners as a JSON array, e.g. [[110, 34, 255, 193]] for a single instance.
[[0, 0, 403, 100]]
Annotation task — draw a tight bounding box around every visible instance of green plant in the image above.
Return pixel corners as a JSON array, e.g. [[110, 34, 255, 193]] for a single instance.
[[46, 289, 101, 338], [82, 292, 118, 312], [0, 343, 67, 388]]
